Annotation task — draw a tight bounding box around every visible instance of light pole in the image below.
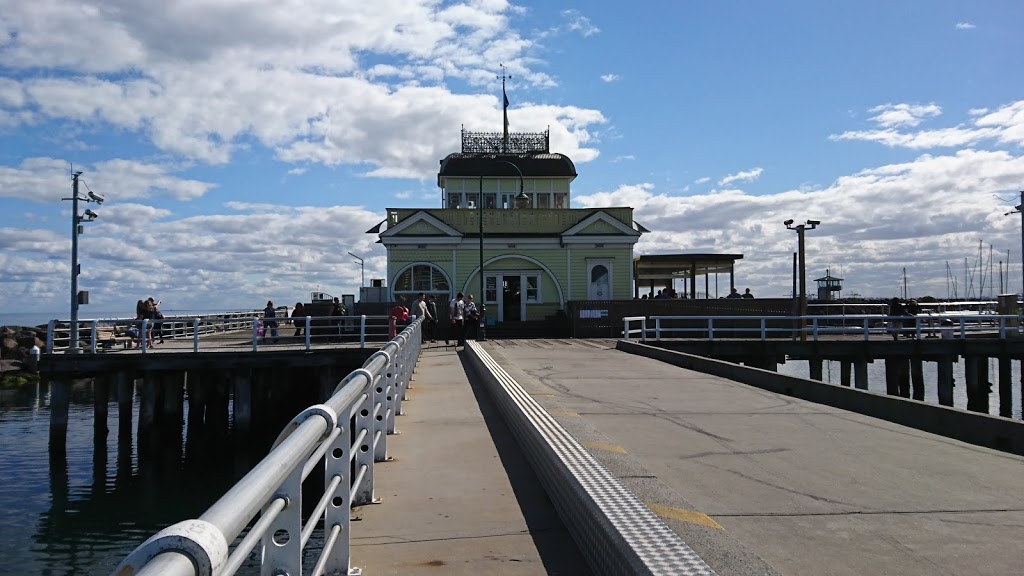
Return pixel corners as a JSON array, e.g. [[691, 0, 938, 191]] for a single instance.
[[348, 252, 365, 288], [479, 159, 529, 341], [1004, 192, 1024, 298], [62, 172, 103, 353], [785, 219, 820, 341]]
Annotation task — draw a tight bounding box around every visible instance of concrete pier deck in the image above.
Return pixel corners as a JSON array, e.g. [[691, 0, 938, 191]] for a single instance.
[[481, 339, 1024, 576], [350, 343, 589, 575]]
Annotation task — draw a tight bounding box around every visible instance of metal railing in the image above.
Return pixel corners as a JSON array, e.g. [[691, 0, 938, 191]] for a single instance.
[[44, 313, 401, 354], [114, 318, 422, 576], [622, 314, 1023, 342]]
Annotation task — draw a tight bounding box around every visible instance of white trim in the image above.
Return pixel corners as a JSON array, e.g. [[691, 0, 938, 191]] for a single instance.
[[380, 210, 463, 238], [562, 211, 641, 237], [381, 237, 462, 246], [587, 259, 613, 301], [561, 235, 640, 245], [567, 245, 572, 302]]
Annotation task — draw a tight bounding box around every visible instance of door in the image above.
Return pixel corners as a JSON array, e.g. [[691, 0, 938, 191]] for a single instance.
[[588, 262, 611, 300], [502, 276, 522, 322]]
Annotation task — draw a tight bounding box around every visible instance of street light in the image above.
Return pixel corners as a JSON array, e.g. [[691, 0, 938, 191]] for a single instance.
[[348, 252, 365, 288], [61, 172, 103, 354], [479, 159, 529, 341], [785, 219, 820, 341], [1003, 192, 1024, 298]]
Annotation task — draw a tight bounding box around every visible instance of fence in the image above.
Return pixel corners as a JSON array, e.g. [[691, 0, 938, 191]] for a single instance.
[[114, 318, 423, 576], [622, 314, 1022, 342], [44, 313, 401, 354]]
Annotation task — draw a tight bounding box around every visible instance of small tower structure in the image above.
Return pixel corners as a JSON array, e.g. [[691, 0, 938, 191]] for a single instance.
[[815, 269, 843, 301]]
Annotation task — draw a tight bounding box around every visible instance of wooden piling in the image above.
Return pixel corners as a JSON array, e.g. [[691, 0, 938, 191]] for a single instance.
[[187, 371, 208, 428], [840, 360, 852, 387], [965, 356, 987, 413], [998, 356, 1012, 418], [937, 357, 955, 406], [117, 372, 133, 439], [977, 357, 991, 415], [139, 373, 160, 432], [233, 371, 252, 436], [49, 380, 71, 451], [94, 376, 110, 434], [910, 358, 925, 401], [854, 360, 868, 390], [808, 358, 823, 381]]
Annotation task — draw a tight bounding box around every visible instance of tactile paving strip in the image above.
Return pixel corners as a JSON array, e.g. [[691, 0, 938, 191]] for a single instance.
[[468, 342, 716, 575]]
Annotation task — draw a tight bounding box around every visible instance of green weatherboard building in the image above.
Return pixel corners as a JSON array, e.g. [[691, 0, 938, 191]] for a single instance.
[[377, 128, 644, 326]]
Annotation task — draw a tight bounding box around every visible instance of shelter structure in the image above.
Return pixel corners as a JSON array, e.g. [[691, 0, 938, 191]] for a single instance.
[[633, 254, 745, 299]]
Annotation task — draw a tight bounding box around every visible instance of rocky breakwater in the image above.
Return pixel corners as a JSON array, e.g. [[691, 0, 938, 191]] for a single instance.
[[1, 325, 46, 374]]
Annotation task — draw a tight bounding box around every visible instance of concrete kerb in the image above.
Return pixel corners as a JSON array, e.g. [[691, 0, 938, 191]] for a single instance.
[[464, 341, 717, 576], [617, 340, 1024, 456]]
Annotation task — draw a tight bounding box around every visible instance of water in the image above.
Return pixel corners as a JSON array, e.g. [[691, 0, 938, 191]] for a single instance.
[[777, 357, 1024, 420], [0, 380, 272, 575]]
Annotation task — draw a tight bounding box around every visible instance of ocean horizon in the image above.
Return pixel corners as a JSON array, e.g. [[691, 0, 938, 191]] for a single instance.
[[0, 308, 260, 329]]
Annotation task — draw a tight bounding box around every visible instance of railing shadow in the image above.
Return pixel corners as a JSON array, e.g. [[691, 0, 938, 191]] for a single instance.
[[458, 348, 593, 575]]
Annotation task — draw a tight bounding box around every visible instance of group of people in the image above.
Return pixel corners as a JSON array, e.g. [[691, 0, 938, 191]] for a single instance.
[[128, 296, 163, 347], [887, 297, 922, 340], [415, 291, 479, 348], [260, 297, 348, 344], [726, 288, 755, 299]]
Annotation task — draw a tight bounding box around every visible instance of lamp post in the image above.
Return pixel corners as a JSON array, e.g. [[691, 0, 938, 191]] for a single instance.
[[1004, 192, 1024, 298], [62, 172, 103, 353], [785, 219, 820, 341], [479, 159, 528, 341], [348, 252, 365, 288]]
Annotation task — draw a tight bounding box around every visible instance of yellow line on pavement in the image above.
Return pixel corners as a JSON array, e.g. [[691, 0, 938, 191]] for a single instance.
[[528, 391, 555, 396], [582, 441, 626, 454], [646, 503, 723, 530], [550, 409, 580, 417]]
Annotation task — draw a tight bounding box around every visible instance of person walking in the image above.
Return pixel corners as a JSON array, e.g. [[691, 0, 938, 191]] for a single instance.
[[291, 302, 307, 337], [450, 292, 466, 348], [415, 292, 434, 343], [330, 297, 346, 341], [426, 295, 439, 342]]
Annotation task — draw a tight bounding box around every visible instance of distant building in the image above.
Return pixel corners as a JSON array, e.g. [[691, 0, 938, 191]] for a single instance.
[[815, 270, 843, 301]]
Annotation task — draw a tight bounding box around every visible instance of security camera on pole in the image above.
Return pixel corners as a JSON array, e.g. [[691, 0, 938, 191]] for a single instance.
[[785, 219, 820, 342], [62, 171, 104, 354]]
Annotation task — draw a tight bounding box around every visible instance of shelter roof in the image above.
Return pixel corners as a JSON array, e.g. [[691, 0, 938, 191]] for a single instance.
[[438, 153, 577, 181], [634, 253, 744, 279]]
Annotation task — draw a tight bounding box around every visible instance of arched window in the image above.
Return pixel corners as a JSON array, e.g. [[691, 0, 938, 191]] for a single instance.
[[393, 264, 450, 304]]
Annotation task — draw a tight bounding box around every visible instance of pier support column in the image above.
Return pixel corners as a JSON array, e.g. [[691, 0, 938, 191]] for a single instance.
[[885, 358, 910, 397], [965, 356, 989, 413], [161, 372, 185, 428], [320, 365, 337, 403], [910, 358, 925, 401], [140, 373, 160, 433], [233, 371, 252, 436], [854, 360, 869, 390], [94, 376, 110, 435], [117, 372, 133, 439], [998, 356, 1012, 418], [808, 358, 823, 381], [49, 380, 71, 452], [187, 371, 208, 428], [937, 358, 955, 407], [840, 361, 852, 387]]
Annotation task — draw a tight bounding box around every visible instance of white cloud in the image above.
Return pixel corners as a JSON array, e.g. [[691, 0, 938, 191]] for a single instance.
[[868, 103, 942, 128], [600, 74, 620, 83], [831, 100, 1024, 150], [562, 9, 600, 37], [612, 155, 634, 162], [718, 167, 763, 186], [694, 177, 711, 185], [287, 167, 307, 176], [955, 22, 976, 30], [0, 0, 602, 176]]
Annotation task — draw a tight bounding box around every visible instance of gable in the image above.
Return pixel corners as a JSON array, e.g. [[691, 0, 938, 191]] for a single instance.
[[403, 220, 452, 235], [574, 219, 622, 235], [380, 210, 462, 238]]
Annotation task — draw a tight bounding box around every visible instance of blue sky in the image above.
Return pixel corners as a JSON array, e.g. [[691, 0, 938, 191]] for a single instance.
[[2, 0, 1024, 321]]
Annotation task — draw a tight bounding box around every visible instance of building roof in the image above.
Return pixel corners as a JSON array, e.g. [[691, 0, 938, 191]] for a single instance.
[[438, 153, 577, 182]]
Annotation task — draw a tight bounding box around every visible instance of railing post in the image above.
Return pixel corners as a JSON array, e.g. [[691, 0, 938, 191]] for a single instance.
[[351, 373, 377, 506], [252, 317, 260, 352], [812, 318, 819, 341], [999, 317, 1006, 338], [89, 319, 98, 354], [655, 317, 662, 341], [761, 318, 767, 341], [368, 350, 393, 463], [360, 315, 367, 349], [141, 319, 149, 353], [304, 316, 311, 351], [323, 416, 356, 575], [959, 318, 966, 339], [193, 318, 200, 352], [708, 318, 714, 342], [47, 320, 56, 355], [623, 318, 630, 341], [641, 317, 647, 343], [260, 466, 303, 576], [863, 318, 870, 342]]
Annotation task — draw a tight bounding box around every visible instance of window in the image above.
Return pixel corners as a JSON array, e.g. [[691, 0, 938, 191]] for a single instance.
[[394, 264, 450, 299], [526, 276, 539, 302], [485, 276, 498, 303]]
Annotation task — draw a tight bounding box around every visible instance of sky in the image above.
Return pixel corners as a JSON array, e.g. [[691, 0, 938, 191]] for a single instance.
[[2, 0, 1024, 321]]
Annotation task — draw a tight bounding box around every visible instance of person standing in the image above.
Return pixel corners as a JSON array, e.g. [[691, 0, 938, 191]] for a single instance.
[[416, 293, 434, 343], [465, 294, 479, 340], [330, 297, 346, 341], [726, 288, 742, 299], [888, 297, 906, 341], [742, 288, 755, 299], [450, 292, 466, 348], [426, 295, 439, 342], [263, 300, 279, 344], [291, 302, 307, 337]]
